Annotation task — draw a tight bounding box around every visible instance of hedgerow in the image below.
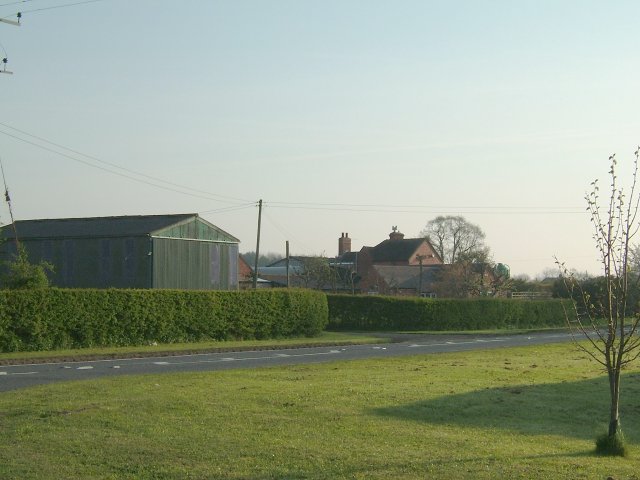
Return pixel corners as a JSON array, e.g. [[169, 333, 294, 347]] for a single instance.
[[0, 288, 328, 352], [327, 294, 571, 331]]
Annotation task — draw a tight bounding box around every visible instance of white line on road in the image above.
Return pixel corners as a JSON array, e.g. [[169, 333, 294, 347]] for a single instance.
[[408, 339, 506, 348], [76, 366, 94, 370], [139, 349, 343, 366]]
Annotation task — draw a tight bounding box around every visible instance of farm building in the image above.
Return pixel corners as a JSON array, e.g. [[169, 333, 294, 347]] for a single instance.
[[0, 213, 239, 290]]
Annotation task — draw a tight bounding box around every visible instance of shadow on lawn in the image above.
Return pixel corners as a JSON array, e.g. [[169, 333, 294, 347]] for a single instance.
[[371, 373, 640, 442]]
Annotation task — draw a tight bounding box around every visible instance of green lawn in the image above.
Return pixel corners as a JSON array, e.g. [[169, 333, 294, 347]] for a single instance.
[[1, 343, 639, 479]]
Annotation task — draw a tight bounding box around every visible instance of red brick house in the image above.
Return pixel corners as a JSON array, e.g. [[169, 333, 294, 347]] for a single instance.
[[238, 254, 254, 289], [334, 228, 444, 296]]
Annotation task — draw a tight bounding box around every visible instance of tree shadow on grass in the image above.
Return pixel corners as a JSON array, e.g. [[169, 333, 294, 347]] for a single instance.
[[371, 373, 640, 443]]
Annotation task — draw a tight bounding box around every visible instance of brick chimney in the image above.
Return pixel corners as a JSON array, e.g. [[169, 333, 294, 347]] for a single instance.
[[338, 232, 351, 256], [389, 226, 404, 241]]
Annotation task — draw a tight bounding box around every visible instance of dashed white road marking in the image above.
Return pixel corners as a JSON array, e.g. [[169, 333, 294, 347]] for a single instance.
[[76, 366, 93, 370], [142, 349, 343, 367], [409, 338, 507, 348], [0, 371, 7, 375]]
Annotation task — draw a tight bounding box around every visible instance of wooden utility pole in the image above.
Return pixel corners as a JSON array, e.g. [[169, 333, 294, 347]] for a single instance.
[[0, 157, 18, 249], [252, 199, 263, 289]]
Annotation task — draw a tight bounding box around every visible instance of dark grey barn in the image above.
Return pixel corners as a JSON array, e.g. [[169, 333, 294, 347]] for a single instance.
[[0, 213, 240, 290]]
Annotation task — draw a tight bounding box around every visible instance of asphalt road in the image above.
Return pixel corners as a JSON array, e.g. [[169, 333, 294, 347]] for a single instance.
[[0, 331, 575, 392]]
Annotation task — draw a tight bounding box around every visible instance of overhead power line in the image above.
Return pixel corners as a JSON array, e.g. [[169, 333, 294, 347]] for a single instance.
[[199, 203, 257, 215], [0, 123, 253, 205], [0, 121, 587, 217], [0, 122, 251, 203], [266, 200, 583, 210], [1, 0, 104, 18], [0, 0, 34, 8], [263, 202, 585, 216]]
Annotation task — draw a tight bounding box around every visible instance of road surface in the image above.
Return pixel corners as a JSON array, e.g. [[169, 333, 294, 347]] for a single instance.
[[0, 331, 574, 392]]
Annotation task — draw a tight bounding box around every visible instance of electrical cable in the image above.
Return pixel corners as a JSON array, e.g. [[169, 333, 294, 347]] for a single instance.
[[264, 203, 585, 215], [0, 120, 586, 216], [266, 200, 583, 212], [199, 203, 257, 215], [1, 0, 103, 18], [0, 0, 33, 7], [0, 128, 254, 205], [0, 124, 253, 204], [0, 122, 251, 203], [263, 208, 314, 252]]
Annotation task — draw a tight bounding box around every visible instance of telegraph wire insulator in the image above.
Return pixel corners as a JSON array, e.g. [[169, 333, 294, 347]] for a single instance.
[[0, 12, 21, 26], [1, 58, 12, 75]]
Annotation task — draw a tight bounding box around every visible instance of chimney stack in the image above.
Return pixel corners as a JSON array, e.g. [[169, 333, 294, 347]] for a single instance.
[[338, 232, 352, 256], [389, 226, 405, 241]]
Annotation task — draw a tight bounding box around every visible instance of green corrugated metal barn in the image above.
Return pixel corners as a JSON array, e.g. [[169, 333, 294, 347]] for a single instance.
[[0, 213, 240, 290]]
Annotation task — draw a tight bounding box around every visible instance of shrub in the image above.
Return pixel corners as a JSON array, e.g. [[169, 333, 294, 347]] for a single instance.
[[0, 245, 53, 290], [0, 288, 328, 352], [327, 294, 571, 331], [595, 431, 627, 457]]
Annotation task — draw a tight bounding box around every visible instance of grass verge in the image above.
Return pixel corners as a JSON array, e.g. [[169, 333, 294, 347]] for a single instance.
[[1, 343, 639, 479]]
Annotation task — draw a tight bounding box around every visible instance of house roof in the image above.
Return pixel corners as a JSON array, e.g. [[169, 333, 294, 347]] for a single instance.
[[0, 213, 237, 240], [266, 256, 328, 268], [257, 265, 305, 276], [335, 251, 358, 264], [368, 238, 428, 263]]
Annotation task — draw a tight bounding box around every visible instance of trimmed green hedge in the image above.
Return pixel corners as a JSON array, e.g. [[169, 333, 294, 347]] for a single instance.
[[0, 288, 328, 352], [327, 294, 572, 331]]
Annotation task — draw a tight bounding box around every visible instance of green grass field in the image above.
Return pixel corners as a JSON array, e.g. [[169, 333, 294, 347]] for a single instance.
[[1, 343, 639, 479]]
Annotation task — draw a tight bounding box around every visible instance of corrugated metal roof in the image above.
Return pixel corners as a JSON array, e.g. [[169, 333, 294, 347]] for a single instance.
[[0, 213, 203, 239], [266, 256, 327, 268]]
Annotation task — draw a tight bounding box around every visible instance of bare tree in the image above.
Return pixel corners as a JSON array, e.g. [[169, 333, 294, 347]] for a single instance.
[[556, 150, 640, 456], [420, 216, 486, 264], [298, 257, 335, 290]]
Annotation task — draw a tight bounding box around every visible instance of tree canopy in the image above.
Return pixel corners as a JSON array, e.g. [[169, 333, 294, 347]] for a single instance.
[[0, 245, 53, 289], [420, 216, 487, 264]]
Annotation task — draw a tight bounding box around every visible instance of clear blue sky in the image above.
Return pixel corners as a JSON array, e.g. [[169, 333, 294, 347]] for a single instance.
[[1, 0, 639, 277]]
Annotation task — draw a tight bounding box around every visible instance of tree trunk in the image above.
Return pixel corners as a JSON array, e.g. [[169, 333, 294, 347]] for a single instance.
[[608, 368, 621, 437]]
